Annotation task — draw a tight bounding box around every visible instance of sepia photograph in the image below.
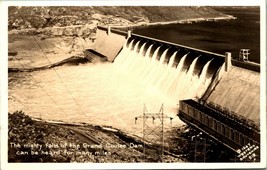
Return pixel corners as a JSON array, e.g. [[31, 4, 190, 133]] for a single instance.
[[1, 1, 266, 169]]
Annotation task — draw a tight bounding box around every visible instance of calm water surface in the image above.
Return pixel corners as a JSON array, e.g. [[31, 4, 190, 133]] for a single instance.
[[134, 7, 260, 63]]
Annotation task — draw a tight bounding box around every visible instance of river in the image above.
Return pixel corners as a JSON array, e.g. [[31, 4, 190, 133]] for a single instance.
[[8, 63, 180, 136]]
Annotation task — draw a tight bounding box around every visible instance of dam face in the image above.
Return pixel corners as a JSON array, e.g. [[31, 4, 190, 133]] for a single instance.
[[93, 26, 260, 160], [113, 34, 224, 102]]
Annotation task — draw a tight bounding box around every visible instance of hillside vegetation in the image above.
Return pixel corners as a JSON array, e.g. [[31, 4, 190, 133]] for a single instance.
[[8, 6, 228, 30]]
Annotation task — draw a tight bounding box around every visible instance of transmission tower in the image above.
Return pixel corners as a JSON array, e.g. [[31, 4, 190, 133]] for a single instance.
[[191, 132, 209, 162], [135, 104, 173, 162]]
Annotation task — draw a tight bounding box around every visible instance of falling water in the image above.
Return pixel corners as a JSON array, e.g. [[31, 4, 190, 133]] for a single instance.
[[160, 52, 185, 95], [167, 51, 177, 69], [114, 39, 219, 102], [143, 46, 161, 81], [150, 49, 169, 84], [194, 59, 214, 98], [174, 56, 200, 99]]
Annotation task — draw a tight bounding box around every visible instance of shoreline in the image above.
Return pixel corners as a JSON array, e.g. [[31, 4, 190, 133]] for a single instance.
[[108, 15, 237, 29], [8, 111, 185, 163], [8, 15, 236, 35]]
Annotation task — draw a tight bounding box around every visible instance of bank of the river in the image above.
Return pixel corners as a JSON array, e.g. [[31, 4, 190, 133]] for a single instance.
[[8, 111, 237, 163], [8, 111, 185, 162], [98, 15, 236, 30]]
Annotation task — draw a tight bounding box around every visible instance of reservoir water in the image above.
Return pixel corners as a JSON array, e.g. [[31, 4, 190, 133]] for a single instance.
[[134, 7, 260, 63]]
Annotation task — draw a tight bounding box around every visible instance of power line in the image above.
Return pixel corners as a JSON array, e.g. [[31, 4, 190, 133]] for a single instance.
[[16, 9, 88, 118], [9, 53, 70, 119], [9, 94, 30, 112], [135, 104, 173, 162]]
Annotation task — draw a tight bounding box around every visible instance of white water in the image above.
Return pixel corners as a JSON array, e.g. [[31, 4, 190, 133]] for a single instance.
[[9, 63, 180, 136], [9, 39, 215, 137], [114, 40, 213, 102]]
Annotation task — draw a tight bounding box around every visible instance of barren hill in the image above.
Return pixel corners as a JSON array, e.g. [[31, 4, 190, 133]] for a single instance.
[[8, 6, 228, 30]]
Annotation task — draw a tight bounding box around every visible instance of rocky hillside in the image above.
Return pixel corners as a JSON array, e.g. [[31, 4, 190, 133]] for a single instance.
[[8, 111, 238, 163], [8, 111, 184, 162], [8, 6, 228, 30]]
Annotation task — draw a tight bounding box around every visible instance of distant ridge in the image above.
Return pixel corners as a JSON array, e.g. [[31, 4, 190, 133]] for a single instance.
[[8, 6, 230, 30]]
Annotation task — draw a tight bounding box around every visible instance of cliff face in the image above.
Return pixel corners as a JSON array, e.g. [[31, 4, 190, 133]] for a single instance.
[[8, 6, 228, 30]]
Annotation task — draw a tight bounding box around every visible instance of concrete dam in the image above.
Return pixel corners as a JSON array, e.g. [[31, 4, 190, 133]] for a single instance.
[[92, 26, 260, 161]]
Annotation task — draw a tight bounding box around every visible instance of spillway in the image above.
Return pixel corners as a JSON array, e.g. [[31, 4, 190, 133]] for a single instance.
[[113, 36, 224, 102]]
